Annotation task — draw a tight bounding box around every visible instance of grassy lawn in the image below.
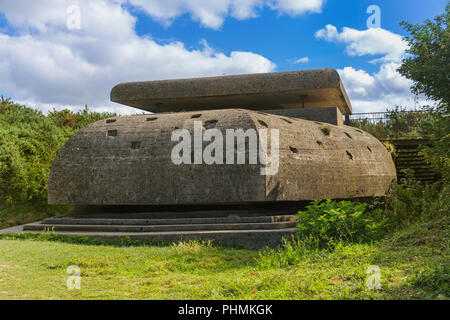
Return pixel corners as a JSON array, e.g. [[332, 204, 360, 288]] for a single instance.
[[0, 218, 448, 300]]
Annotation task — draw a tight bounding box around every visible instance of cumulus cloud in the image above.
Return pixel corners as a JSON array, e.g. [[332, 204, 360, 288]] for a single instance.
[[293, 56, 309, 64], [315, 24, 408, 63], [268, 0, 325, 16], [129, 0, 326, 29], [315, 24, 424, 112], [338, 63, 418, 112], [0, 0, 276, 114]]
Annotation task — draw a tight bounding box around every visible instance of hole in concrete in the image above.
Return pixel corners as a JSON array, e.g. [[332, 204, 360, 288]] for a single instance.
[[147, 117, 158, 121], [204, 119, 218, 129], [316, 141, 324, 148], [289, 146, 298, 154], [344, 132, 353, 139], [107, 129, 117, 137], [355, 129, 364, 134], [258, 120, 269, 128], [131, 141, 141, 149], [320, 126, 331, 136], [346, 151, 353, 160], [281, 118, 293, 124], [367, 146, 372, 153], [174, 126, 180, 130], [191, 114, 202, 119], [106, 119, 116, 123]]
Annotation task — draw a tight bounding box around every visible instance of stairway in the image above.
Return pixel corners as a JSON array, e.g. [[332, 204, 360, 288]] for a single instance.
[[21, 212, 298, 249], [387, 139, 437, 183]]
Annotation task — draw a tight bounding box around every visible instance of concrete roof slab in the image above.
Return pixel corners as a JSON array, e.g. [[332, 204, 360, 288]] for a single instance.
[[110, 68, 353, 115]]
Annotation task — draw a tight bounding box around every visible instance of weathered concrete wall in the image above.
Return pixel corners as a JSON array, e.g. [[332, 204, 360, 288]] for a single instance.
[[255, 112, 396, 200], [110, 69, 353, 115], [48, 109, 396, 205], [266, 107, 343, 126]]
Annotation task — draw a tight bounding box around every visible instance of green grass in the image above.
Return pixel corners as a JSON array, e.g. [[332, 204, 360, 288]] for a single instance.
[[0, 217, 448, 300]]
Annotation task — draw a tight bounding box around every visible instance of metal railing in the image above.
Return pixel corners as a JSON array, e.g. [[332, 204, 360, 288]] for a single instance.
[[344, 110, 429, 139], [348, 110, 428, 124]]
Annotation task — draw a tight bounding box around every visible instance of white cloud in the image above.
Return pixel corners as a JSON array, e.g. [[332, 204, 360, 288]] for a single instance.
[[315, 24, 425, 112], [129, 0, 326, 29], [0, 0, 276, 114], [315, 24, 408, 62], [0, 0, 136, 38], [293, 56, 309, 64], [338, 63, 419, 112], [268, 0, 325, 16], [129, 0, 237, 29]]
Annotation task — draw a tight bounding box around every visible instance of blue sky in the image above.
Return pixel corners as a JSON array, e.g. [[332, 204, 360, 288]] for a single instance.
[[132, 0, 445, 73], [0, 0, 447, 114]]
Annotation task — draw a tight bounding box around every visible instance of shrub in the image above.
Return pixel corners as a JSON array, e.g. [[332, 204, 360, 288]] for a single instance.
[[296, 199, 388, 247], [385, 171, 449, 228], [417, 105, 450, 183], [0, 99, 116, 227], [0, 103, 66, 215], [48, 105, 116, 133]]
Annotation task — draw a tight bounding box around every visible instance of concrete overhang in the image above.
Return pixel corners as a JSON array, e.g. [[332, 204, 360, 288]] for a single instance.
[[110, 68, 353, 115]]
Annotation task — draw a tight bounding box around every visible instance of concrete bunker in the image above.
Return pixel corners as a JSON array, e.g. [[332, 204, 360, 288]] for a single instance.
[[28, 69, 398, 247]]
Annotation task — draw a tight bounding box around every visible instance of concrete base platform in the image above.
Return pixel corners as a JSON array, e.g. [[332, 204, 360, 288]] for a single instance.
[[0, 225, 26, 235], [1, 214, 298, 249]]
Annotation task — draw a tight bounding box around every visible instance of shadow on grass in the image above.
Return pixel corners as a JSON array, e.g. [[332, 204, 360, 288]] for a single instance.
[[0, 232, 252, 249], [0, 232, 262, 273]]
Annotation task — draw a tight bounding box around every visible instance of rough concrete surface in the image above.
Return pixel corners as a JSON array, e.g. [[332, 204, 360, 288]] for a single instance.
[[0, 225, 25, 235], [48, 109, 396, 206], [266, 106, 343, 126], [111, 69, 353, 115]]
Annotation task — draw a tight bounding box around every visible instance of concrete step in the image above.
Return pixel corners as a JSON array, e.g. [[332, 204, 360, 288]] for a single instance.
[[13, 213, 300, 248], [41, 215, 297, 226], [23, 221, 296, 233], [62, 209, 300, 219]]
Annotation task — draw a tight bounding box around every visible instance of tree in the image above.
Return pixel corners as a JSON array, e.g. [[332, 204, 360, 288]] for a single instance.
[[398, 5, 449, 183], [398, 4, 449, 106]]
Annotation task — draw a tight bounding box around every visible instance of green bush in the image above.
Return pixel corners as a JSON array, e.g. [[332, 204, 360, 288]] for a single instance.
[[0, 98, 116, 227], [386, 171, 449, 228], [296, 199, 388, 247], [48, 105, 116, 133], [417, 105, 450, 183], [0, 101, 66, 220]]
